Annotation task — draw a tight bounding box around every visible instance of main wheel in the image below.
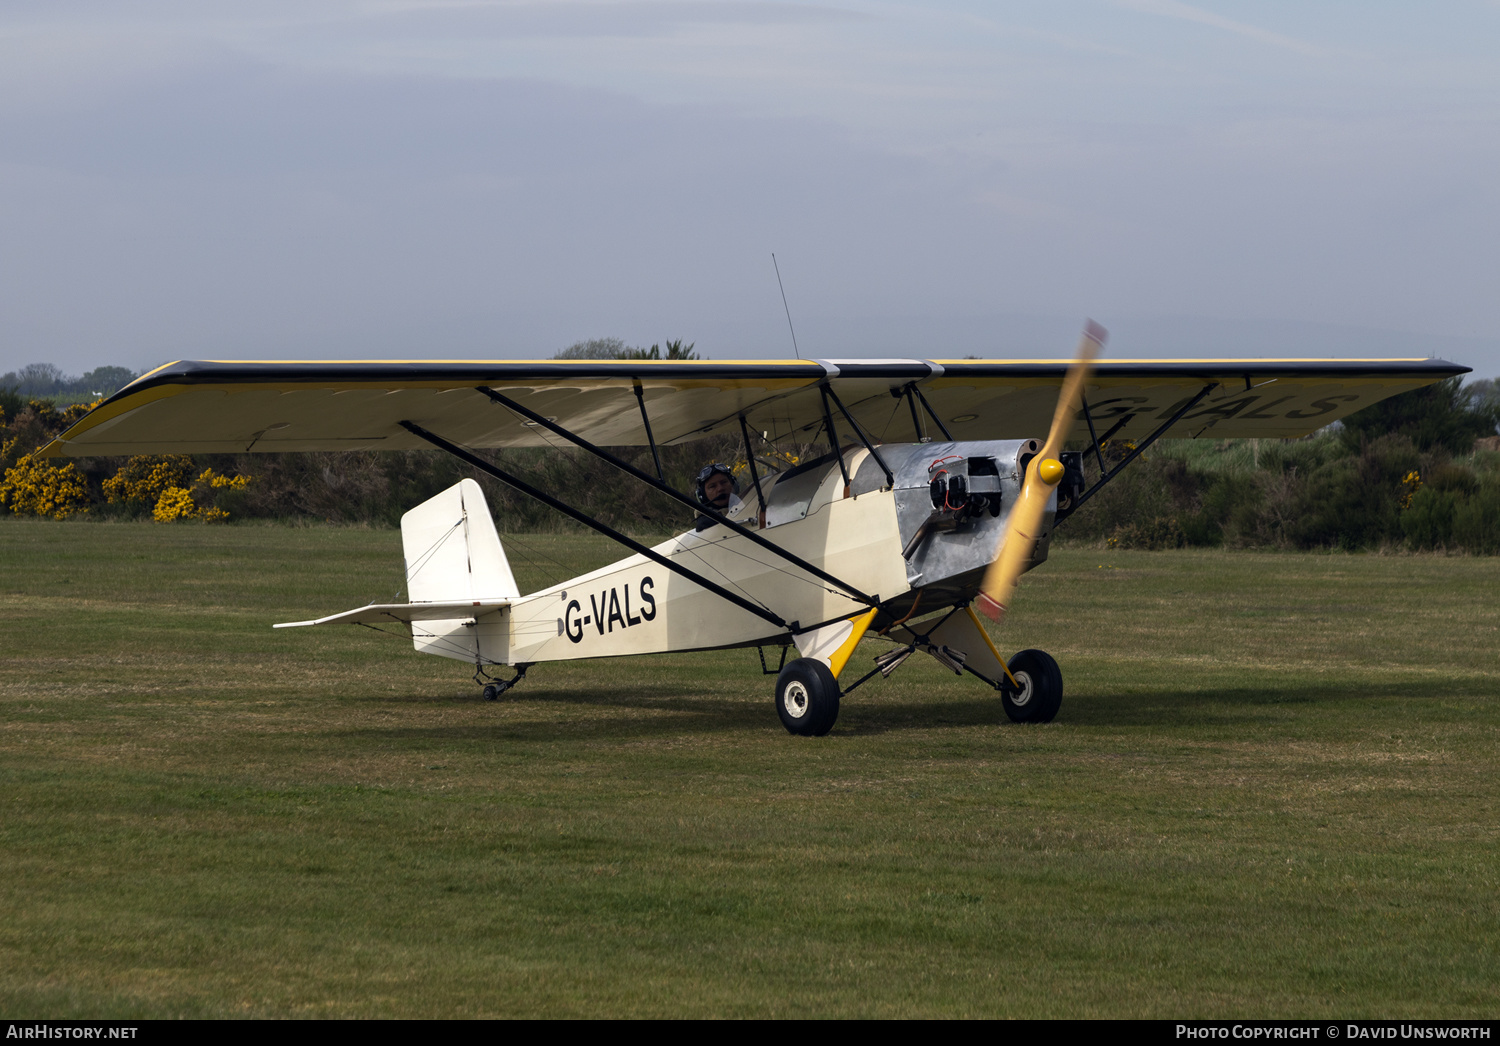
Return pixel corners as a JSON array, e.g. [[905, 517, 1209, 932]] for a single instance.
[[775, 658, 841, 736], [482, 684, 500, 701], [1003, 649, 1063, 723]]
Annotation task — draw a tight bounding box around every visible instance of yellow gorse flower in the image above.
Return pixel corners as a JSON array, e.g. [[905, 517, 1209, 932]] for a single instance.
[[0, 454, 90, 519], [148, 467, 250, 523], [103, 455, 195, 505], [152, 486, 197, 523], [1400, 469, 1422, 510]]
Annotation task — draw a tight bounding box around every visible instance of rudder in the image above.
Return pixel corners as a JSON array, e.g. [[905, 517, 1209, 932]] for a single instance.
[[402, 478, 519, 603], [401, 480, 517, 663]]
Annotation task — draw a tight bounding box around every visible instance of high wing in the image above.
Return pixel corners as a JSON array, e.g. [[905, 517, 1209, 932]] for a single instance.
[[40, 356, 1468, 458]]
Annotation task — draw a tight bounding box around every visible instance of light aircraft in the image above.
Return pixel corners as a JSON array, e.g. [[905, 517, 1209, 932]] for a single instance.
[[43, 327, 1466, 735]]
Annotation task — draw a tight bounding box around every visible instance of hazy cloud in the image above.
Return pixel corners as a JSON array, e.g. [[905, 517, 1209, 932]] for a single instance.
[[337, 1, 872, 40], [0, 2, 1496, 376], [1110, 0, 1321, 55]]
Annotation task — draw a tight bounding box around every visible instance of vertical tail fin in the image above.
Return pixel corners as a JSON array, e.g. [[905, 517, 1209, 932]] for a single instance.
[[402, 479, 519, 603]]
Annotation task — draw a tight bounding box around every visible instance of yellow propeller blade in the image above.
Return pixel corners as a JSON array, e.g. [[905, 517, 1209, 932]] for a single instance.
[[977, 320, 1107, 621]]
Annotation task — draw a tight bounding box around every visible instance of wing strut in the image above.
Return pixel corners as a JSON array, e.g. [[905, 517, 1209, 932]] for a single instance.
[[900, 383, 927, 441], [1063, 382, 1220, 518], [399, 420, 792, 631], [1080, 396, 1108, 476], [632, 382, 664, 480], [818, 387, 851, 489], [474, 386, 879, 608], [823, 386, 894, 489], [737, 414, 768, 512], [891, 382, 954, 442]]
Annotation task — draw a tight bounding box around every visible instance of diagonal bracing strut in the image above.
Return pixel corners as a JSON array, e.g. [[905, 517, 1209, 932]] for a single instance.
[[399, 420, 792, 631], [818, 386, 851, 489], [473, 385, 879, 608], [1067, 382, 1220, 514], [895, 382, 954, 442], [823, 385, 894, 488], [632, 382, 664, 480]]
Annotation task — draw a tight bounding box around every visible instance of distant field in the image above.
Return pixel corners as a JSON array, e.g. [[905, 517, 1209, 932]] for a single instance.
[[2, 519, 1498, 1018]]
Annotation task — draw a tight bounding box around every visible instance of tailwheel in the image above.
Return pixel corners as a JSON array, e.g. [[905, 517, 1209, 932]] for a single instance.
[[775, 658, 841, 736], [477, 664, 528, 702], [1003, 648, 1062, 723]]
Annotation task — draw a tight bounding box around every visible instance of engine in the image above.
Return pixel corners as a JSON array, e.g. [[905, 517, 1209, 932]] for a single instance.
[[883, 439, 1054, 604]]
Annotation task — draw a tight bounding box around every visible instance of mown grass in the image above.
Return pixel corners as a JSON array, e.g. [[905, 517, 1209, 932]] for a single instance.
[[2, 519, 1498, 1018]]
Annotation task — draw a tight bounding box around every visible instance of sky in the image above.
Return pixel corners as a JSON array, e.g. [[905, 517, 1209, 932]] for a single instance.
[[2, 1, 1498, 377]]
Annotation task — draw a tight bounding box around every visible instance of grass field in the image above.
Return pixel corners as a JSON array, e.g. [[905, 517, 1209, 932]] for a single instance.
[[2, 518, 1498, 1018]]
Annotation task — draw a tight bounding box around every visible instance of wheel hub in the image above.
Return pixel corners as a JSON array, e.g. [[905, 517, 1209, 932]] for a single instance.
[[783, 681, 810, 719], [1011, 670, 1033, 707]]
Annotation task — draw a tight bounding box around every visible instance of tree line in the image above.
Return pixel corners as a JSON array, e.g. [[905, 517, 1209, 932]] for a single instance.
[[1, 363, 139, 405]]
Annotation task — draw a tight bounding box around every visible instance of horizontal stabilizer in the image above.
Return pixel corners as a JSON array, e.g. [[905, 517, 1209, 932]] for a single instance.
[[274, 600, 509, 628]]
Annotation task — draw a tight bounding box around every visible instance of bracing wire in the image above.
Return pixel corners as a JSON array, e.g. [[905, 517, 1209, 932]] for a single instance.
[[679, 532, 850, 603], [877, 395, 904, 444], [399, 518, 464, 593], [365, 516, 464, 606], [674, 542, 777, 616], [496, 532, 577, 588], [356, 619, 508, 666]]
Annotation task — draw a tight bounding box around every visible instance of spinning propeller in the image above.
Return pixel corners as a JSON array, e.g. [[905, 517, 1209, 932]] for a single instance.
[[976, 320, 1107, 621]]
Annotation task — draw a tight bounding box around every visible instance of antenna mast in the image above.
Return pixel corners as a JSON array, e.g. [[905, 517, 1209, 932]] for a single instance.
[[772, 253, 801, 360]]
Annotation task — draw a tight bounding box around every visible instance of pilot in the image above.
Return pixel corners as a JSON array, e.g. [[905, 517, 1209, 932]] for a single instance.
[[694, 463, 742, 532]]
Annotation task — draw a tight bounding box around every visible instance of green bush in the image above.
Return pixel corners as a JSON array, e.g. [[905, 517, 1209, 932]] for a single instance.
[[1108, 516, 1186, 550], [1340, 376, 1500, 455], [1404, 471, 1500, 553], [1403, 488, 1461, 549], [1282, 434, 1419, 550], [1184, 471, 1261, 546], [1451, 483, 1500, 554], [1257, 432, 1341, 475]]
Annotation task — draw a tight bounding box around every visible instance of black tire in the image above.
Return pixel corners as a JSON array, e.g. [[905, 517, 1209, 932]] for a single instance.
[[482, 684, 500, 701], [1003, 649, 1062, 723], [775, 658, 841, 736]]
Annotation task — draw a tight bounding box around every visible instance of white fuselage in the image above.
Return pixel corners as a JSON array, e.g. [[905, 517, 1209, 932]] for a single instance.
[[378, 440, 1048, 669], [500, 451, 910, 664]]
